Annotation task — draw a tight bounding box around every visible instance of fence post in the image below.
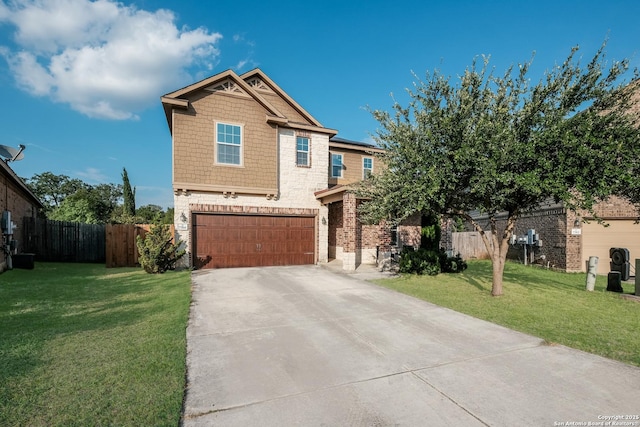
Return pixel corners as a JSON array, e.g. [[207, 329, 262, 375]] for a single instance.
[[585, 256, 598, 291]]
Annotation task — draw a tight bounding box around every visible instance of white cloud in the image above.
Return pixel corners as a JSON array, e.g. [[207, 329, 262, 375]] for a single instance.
[[75, 167, 108, 183], [233, 33, 255, 48], [230, 33, 256, 72], [5, 50, 55, 96], [0, 0, 222, 120], [0, 2, 9, 20], [234, 59, 249, 70], [233, 58, 258, 73]]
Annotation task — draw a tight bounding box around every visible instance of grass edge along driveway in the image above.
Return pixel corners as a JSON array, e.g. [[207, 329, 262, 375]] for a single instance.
[[374, 260, 640, 367], [0, 263, 191, 427]]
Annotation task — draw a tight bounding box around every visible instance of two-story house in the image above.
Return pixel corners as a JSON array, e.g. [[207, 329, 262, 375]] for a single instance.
[[162, 68, 420, 271]]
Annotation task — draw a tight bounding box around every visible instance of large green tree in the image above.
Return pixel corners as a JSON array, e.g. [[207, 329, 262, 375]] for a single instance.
[[357, 43, 640, 296], [49, 185, 122, 224], [25, 172, 87, 214], [24, 172, 123, 223], [136, 204, 164, 223]]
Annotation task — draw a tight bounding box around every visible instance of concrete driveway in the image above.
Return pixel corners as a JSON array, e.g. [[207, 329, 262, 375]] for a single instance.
[[182, 265, 640, 426]]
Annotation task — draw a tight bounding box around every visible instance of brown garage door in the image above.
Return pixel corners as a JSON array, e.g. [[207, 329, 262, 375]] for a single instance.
[[192, 214, 315, 269], [582, 219, 640, 274]]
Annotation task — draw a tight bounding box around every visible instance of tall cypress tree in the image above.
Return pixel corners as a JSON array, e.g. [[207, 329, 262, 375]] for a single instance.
[[122, 167, 136, 217]]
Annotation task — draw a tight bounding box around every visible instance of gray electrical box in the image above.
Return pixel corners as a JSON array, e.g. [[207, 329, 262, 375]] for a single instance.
[[1, 210, 11, 234]]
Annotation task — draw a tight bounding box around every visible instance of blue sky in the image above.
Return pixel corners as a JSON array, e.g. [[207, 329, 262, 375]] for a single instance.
[[1, 0, 639, 209]]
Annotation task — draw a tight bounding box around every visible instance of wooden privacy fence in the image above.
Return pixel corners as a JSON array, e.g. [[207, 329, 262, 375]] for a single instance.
[[105, 224, 175, 268], [451, 231, 492, 260], [20, 219, 174, 266], [22, 218, 106, 262]]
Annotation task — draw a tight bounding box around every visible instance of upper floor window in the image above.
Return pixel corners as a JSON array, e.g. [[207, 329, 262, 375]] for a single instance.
[[331, 153, 343, 178], [216, 122, 242, 165], [363, 157, 373, 178], [296, 136, 310, 167]]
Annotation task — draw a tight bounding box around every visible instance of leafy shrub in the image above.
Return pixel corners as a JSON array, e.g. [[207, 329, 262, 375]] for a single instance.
[[440, 252, 468, 273], [136, 221, 186, 273], [398, 247, 467, 275], [399, 248, 441, 275]]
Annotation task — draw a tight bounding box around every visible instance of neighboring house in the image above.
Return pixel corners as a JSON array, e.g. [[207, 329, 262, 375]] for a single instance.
[[467, 197, 640, 275], [466, 85, 640, 275], [0, 160, 42, 272], [162, 68, 420, 271]]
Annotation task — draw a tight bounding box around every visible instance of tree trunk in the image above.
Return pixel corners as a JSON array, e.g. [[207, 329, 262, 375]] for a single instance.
[[465, 212, 517, 297], [491, 254, 505, 296]]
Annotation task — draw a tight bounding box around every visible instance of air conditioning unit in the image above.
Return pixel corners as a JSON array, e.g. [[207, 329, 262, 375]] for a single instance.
[[610, 247, 630, 281]]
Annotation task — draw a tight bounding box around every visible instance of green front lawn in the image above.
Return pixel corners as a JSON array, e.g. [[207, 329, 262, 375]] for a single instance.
[[375, 260, 640, 367], [0, 263, 191, 427]]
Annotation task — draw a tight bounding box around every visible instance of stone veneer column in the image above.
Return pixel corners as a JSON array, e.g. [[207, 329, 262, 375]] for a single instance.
[[342, 192, 357, 271], [173, 192, 191, 269], [317, 204, 329, 263]]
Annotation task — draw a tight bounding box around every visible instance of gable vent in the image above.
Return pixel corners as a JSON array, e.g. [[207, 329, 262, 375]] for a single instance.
[[205, 79, 250, 97], [246, 77, 273, 93]]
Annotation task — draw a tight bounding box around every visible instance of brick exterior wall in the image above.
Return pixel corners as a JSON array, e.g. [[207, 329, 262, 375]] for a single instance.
[[328, 201, 343, 259], [1, 169, 40, 272], [467, 208, 569, 269], [375, 220, 393, 255], [337, 194, 420, 269], [373, 213, 422, 271], [342, 193, 357, 254], [399, 213, 422, 249], [360, 223, 381, 249], [515, 197, 639, 271], [503, 208, 568, 269], [327, 199, 421, 269], [581, 195, 639, 219], [464, 196, 640, 272]]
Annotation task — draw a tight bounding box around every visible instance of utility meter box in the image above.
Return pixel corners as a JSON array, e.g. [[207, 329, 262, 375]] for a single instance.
[[1, 211, 11, 234]]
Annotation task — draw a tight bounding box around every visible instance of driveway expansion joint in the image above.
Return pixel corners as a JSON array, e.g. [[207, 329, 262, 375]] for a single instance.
[[183, 342, 542, 423]]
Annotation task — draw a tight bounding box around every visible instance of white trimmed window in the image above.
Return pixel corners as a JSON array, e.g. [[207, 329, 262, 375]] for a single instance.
[[363, 157, 373, 178], [296, 136, 310, 166], [331, 153, 343, 178], [216, 122, 242, 165]]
